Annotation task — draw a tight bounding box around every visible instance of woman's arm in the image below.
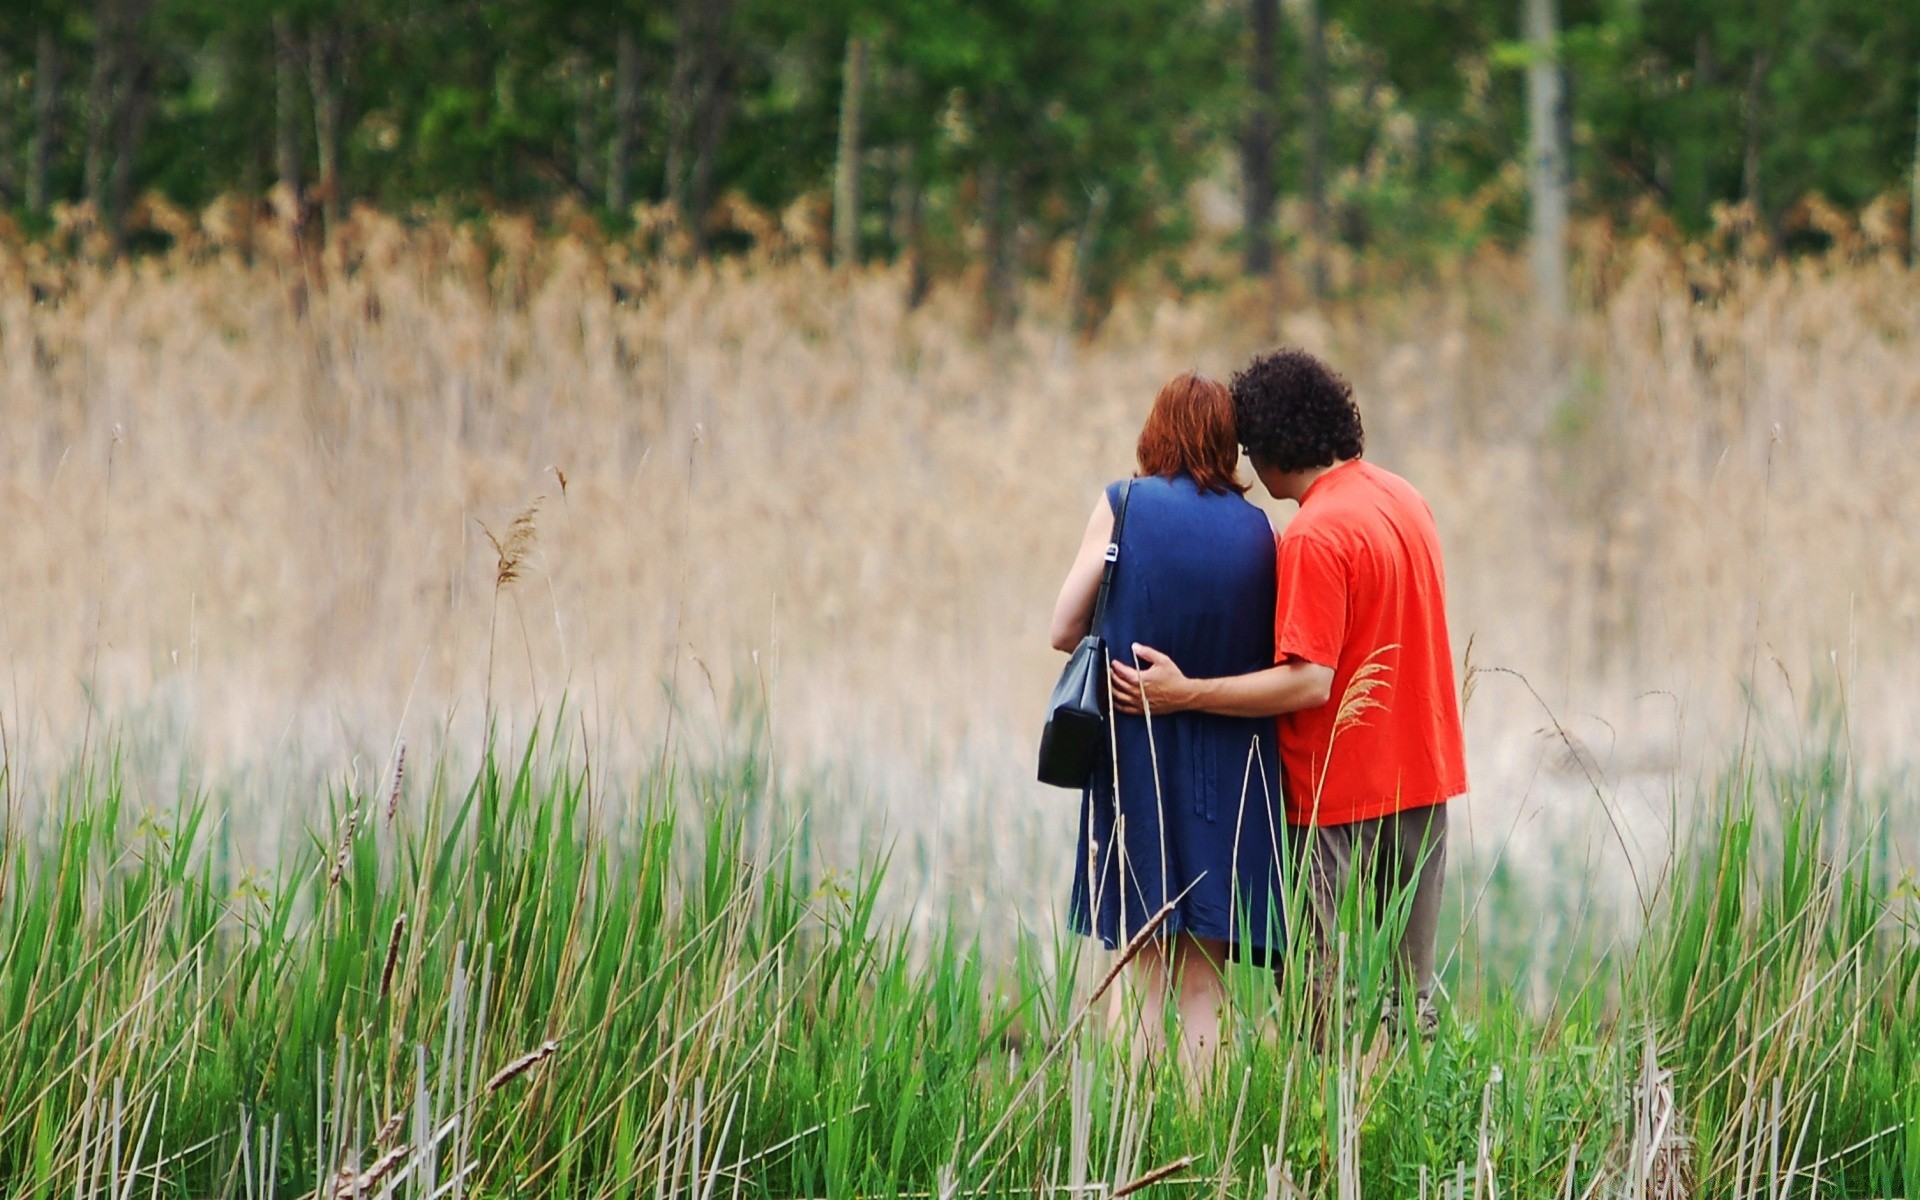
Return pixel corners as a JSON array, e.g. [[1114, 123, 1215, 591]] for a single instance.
[[1049, 492, 1116, 652]]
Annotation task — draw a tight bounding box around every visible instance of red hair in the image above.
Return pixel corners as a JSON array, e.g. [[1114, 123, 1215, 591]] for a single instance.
[[1136, 372, 1247, 495]]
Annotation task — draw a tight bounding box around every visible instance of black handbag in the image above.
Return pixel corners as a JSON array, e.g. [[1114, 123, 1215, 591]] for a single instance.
[[1037, 479, 1134, 789]]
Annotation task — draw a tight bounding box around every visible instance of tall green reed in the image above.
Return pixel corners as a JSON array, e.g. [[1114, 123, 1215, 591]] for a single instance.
[[0, 722, 1913, 1197]]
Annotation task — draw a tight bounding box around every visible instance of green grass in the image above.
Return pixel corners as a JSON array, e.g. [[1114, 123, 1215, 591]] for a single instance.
[[0, 722, 1915, 1198]]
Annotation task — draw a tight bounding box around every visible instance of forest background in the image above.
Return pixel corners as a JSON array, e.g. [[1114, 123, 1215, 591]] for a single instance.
[[3, 0, 1918, 297]]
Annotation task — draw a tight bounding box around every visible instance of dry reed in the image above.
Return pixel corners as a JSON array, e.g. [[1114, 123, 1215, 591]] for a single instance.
[[2, 204, 1917, 932]]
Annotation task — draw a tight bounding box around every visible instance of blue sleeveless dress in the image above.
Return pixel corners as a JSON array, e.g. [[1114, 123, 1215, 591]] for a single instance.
[[1069, 475, 1286, 955]]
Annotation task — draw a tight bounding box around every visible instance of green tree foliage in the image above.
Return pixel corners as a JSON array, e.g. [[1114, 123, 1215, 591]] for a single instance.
[[1567, 0, 1920, 233], [1, 0, 1916, 280], [1325, 0, 1526, 248]]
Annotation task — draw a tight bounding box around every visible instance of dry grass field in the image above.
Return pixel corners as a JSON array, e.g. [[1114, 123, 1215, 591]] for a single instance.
[[3, 206, 1918, 929], [4, 208, 1920, 1197]]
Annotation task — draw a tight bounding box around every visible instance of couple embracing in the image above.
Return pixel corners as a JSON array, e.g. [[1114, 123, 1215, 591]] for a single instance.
[[1048, 348, 1467, 1071]]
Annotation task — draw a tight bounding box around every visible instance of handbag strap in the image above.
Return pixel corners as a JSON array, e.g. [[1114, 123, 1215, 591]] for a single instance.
[[1089, 479, 1134, 632]]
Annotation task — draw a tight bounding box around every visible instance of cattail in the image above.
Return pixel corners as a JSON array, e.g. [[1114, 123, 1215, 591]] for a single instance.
[[1087, 896, 1178, 1008], [1112, 1155, 1198, 1200], [326, 1143, 408, 1199], [379, 912, 407, 998], [485, 1040, 559, 1093], [385, 741, 406, 824], [328, 809, 360, 885], [372, 1109, 405, 1147]]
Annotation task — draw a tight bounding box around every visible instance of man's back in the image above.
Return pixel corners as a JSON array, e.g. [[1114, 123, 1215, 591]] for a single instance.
[[1272, 459, 1467, 824]]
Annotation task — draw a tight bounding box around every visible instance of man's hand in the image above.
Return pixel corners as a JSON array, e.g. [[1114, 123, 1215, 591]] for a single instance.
[[1111, 650, 1336, 719], [1110, 644, 1194, 715]]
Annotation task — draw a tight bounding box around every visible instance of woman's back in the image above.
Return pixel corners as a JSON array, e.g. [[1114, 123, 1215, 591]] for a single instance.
[[1102, 475, 1276, 681], [1073, 474, 1283, 954]]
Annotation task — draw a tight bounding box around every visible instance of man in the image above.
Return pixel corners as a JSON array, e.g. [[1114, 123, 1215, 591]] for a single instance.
[[1110, 347, 1467, 1038]]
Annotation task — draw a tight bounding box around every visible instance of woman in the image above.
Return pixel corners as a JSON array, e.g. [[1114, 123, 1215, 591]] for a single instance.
[[1050, 371, 1284, 1075]]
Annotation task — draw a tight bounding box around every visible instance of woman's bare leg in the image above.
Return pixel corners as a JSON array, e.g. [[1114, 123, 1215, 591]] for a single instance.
[[1106, 934, 1229, 1083], [1110, 936, 1172, 1069], [1170, 935, 1229, 1079]]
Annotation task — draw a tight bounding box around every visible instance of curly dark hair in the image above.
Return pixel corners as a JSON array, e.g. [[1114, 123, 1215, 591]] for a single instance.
[[1229, 349, 1364, 473]]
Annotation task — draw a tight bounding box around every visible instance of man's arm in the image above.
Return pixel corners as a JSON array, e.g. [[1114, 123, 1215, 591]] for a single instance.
[[1110, 645, 1333, 718]]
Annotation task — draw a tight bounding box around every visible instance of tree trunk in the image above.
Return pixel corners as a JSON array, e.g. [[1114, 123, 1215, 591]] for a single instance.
[[106, 48, 152, 255], [1524, 0, 1567, 322], [308, 23, 346, 238], [980, 163, 1020, 330], [569, 54, 598, 201], [891, 146, 929, 307], [82, 0, 150, 250], [673, 0, 734, 256], [28, 26, 60, 214], [607, 29, 639, 212], [889, 144, 915, 252], [832, 33, 868, 267], [0, 48, 18, 206], [1063, 184, 1109, 331], [84, 0, 121, 217], [273, 13, 303, 217], [687, 53, 733, 257], [1302, 0, 1329, 297], [1909, 64, 1919, 268], [1740, 49, 1770, 217], [1240, 0, 1278, 277], [663, 1, 699, 217]]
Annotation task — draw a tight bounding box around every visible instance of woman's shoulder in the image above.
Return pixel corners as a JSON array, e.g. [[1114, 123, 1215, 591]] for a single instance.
[[1106, 474, 1167, 502], [1190, 478, 1266, 514], [1116, 473, 1266, 505], [1113, 473, 1194, 495]]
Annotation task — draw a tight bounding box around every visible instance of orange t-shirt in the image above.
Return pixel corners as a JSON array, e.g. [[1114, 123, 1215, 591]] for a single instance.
[[1273, 460, 1467, 826]]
